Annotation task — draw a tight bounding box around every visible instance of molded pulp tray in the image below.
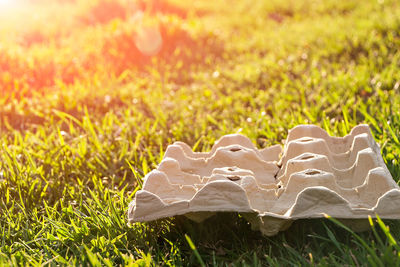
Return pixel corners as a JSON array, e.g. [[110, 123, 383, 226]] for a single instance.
[[128, 125, 400, 236]]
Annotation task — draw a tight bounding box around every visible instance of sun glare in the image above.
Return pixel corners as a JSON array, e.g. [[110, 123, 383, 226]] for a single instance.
[[0, 0, 13, 6], [0, 0, 27, 17], [0, 0, 20, 12]]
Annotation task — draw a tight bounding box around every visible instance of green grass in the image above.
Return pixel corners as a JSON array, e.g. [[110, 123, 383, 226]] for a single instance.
[[1, 0, 400, 265]]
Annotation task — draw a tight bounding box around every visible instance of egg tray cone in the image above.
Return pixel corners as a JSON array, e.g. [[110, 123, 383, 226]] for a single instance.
[[128, 125, 400, 236]]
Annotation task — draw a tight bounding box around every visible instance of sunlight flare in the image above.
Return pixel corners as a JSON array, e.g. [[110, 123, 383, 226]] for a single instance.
[[0, 0, 14, 6]]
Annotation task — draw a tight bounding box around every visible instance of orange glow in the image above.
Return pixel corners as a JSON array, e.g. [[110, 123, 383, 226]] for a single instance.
[[0, 0, 220, 98]]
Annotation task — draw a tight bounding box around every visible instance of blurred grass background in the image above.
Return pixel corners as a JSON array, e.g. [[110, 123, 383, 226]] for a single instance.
[[1, 0, 400, 265]]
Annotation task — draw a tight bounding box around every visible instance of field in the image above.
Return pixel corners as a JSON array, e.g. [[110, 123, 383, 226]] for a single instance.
[[1, 0, 400, 265]]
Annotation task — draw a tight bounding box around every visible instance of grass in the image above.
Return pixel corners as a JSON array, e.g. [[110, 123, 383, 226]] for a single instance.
[[1, 0, 400, 265]]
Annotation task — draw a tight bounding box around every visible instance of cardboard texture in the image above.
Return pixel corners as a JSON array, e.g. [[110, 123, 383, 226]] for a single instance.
[[128, 125, 400, 236]]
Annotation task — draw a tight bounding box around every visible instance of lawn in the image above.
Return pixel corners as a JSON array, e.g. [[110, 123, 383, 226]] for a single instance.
[[1, 0, 400, 265]]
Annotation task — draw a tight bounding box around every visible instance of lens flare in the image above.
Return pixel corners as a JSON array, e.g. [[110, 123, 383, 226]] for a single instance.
[[134, 25, 163, 56]]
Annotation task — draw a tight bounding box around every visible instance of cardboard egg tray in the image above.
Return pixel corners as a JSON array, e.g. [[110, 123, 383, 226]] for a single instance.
[[128, 125, 400, 236]]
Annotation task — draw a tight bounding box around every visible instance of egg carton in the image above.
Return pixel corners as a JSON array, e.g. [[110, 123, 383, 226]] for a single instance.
[[128, 125, 400, 236]]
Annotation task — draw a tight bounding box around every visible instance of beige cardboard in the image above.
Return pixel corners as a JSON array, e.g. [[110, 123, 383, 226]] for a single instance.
[[128, 125, 400, 236]]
